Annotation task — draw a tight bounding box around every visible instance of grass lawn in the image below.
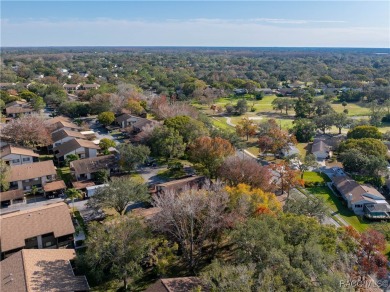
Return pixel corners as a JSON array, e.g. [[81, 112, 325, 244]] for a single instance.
[[302, 172, 331, 183], [213, 95, 277, 112], [331, 101, 370, 116], [211, 117, 233, 130], [307, 186, 371, 232]]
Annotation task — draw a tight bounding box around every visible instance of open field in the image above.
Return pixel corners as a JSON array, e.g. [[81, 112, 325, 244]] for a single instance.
[[331, 101, 370, 116], [307, 186, 370, 232], [302, 172, 331, 184]]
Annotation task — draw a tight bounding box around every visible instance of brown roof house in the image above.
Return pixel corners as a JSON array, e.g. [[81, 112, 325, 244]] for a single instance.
[[0, 249, 89, 291], [46, 116, 72, 126], [53, 138, 100, 162], [0, 145, 39, 166], [63, 83, 81, 92], [52, 128, 87, 148], [0, 202, 75, 258], [115, 113, 147, 129], [80, 83, 100, 90], [5, 160, 57, 193], [152, 176, 205, 195], [4, 100, 35, 118], [145, 277, 207, 292], [0, 189, 25, 206], [70, 154, 118, 181], [51, 120, 82, 134], [332, 176, 390, 219]]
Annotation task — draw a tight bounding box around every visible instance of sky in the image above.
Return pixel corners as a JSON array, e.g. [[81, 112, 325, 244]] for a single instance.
[[1, 1, 389, 48]]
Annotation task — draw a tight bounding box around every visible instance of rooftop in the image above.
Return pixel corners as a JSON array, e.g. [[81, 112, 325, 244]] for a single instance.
[[52, 129, 86, 143], [0, 202, 75, 252], [0, 145, 39, 158], [6, 160, 56, 182], [70, 154, 116, 175], [0, 249, 89, 292], [53, 138, 100, 158]]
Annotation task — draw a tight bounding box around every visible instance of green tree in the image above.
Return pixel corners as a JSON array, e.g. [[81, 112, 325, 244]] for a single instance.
[[313, 114, 334, 133], [291, 119, 316, 142], [347, 125, 383, 140], [235, 99, 248, 115], [272, 97, 295, 115], [87, 176, 149, 215], [283, 196, 327, 220], [201, 260, 256, 292], [65, 188, 83, 213], [65, 154, 79, 166], [332, 112, 351, 134], [339, 138, 387, 158], [0, 160, 10, 192], [97, 111, 115, 126], [19, 90, 38, 101], [117, 143, 150, 171], [0, 99, 5, 111], [85, 217, 151, 289], [99, 138, 116, 150], [30, 96, 46, 111], [164, 115, 209, 143], [94, 169, 110, 184], [149, 126, 185, 161]]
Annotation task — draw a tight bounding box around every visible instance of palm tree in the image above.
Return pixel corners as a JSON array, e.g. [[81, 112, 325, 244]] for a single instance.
[[31, 185, 38, 202], [65, 188, 83, 213]]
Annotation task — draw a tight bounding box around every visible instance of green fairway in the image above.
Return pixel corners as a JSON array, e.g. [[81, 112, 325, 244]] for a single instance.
[[331, 102, 370, 116]]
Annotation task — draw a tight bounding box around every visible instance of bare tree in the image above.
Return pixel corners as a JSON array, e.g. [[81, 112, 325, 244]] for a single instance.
[[218, 155, 274, 192], [151, 184, 231, 271], [2, 114, 52, 147]]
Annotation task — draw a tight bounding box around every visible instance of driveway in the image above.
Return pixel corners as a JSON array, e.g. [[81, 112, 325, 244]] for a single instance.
[[86, 118, 124, 144], [138, 165, 169, 185]]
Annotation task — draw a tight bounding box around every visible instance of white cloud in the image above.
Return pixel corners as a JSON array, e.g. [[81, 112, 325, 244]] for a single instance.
[[1, 18, 388, 47]]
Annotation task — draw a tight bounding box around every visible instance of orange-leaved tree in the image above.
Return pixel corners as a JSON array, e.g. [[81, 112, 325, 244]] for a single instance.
[[188, 136, 235, 178], [269, 161, 304, 199], [235, 117, 257, 141], [225, 183, 281, 217]]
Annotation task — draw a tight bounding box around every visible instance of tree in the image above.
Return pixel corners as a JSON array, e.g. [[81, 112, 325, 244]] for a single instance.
[[225, 184, 281, 217], [201, 261, 256, 292], [294, 94, 313, 118], [87, 176, 149, 215], [332, 112, 351, 134], [356, 229, 388, 280], [98, 111, 115, 126], [272, 97, 295, 115], [339, 148, 387, 177], [126, 99, 145, 116], [58, 101, 90, 118], [295, 154, 319, 179], [85, 217, 151, 289], [94, 169, 110, 184], [313, 114, 334, 133], [164, 115, 209, 143], [2, 114, 52, 147], [152, 186, 231, 271], [283, 196, 327, 220], [258, 119, 297, 156], [231, 214, 354, 291], [148, 126, 185, 161], [117, 143, 150, 171], [65, 154, 79, 166], [99, 138, 116, 150], [235, 99, 248, 115], [339, 138, 387, 158], [368, 100, 385, 126], [217, 156, 273, 191], [0, 160, 10, 192], [188, 136, 235, 178], [235, 117, 257, 141], [269, 161, 303, 198], [313, 97, 334, 116], [30, 96, 46, 111], [347, 125, 383, 140], [291, 119, 316, 142], [65, 188, 83, 212]]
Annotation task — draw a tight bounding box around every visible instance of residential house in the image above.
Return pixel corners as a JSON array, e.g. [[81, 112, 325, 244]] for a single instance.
[[70, 154, 118, 181], [145, 277, 206, 292], [63, 83, 80, 93], [115, 113, 140, 128], [311, 140, 332, 161], [4, 100, 35, 118], [53, 138, 100, 162], [52, 129, 87, 148], [277, 88, 294, 96], [332, 176, 390, 219], [51, 120, 82, 134], [43, 180, 67, 198], [79, 83, 100, 90], [46, 116, 72, 126], [233, 88, 248, 95], [0, 249, 90, 292], [0, 189, 25, 207], [0, 202, 75, 258], [152, 176, 205, 195], [0, 145, 39, 166], [255, 88, 274, 95], [6, 160, 57, 193]]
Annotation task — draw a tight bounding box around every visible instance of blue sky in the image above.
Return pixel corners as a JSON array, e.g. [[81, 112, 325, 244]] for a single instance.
[[1, 1, 389, 47]]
